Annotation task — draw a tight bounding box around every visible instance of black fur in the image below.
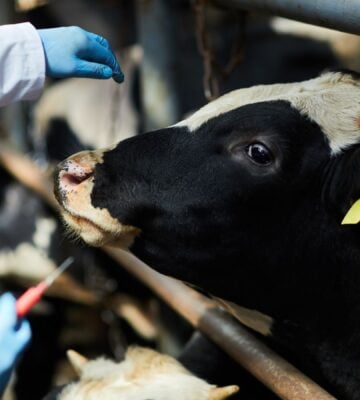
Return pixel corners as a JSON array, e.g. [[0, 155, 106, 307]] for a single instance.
[[88, 99, 360, 399], [179, 332, 278, 400], [43, 118, 90, 162], [42, 385, 67, 400]]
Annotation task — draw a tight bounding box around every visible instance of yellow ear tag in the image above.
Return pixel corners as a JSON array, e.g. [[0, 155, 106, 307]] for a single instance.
[[342, 199, 360, 224]]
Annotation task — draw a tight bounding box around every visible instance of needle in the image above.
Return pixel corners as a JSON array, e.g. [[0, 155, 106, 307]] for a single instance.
[[16, 257, 74, 318]]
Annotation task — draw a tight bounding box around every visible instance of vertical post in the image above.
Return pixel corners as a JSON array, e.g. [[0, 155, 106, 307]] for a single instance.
[[0, 1, 27, 152], [0, 0, 14, 24], [136, 0, 181, 131]]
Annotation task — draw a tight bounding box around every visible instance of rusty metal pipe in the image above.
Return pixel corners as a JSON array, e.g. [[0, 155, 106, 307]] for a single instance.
[[106, 248, 336, 400], [0, 149, 336, 400], [215, 0, 360, 35], [0, 146, 57, 208]]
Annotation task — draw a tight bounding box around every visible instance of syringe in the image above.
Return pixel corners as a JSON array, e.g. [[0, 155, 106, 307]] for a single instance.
[[16, 257, 74, 318]]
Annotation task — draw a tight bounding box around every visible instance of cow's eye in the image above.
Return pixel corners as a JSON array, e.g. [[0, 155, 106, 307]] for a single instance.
[[245, 143, 273, 165]]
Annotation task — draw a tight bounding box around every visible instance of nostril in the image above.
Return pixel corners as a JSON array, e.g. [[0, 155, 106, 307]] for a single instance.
[[58, 160, 94, 191], [60, 171, 92, 187]]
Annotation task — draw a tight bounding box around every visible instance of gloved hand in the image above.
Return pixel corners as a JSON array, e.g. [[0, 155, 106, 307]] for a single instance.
[[37, 26, 124, 82], [0, 293, 31, 396]]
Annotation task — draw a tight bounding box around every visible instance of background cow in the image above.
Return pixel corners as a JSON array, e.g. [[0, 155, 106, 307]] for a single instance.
[[45, 347, 239, 400]]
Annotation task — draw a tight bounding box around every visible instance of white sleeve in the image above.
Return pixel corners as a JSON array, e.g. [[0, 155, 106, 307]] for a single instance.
[[0, 22, 45, 107]]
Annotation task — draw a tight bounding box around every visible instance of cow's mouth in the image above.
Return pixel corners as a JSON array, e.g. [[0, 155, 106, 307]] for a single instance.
[[61, 204, 104, 233], [61, 208, 137, 248], [61, 208, 109, 244], [58, 188, 140, 248]]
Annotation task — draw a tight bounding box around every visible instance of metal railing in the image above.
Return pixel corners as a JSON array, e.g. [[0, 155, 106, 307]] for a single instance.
[[216, 0, 360, 35]]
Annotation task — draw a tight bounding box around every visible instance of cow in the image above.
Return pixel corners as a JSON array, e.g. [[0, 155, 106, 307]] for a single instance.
[[45, 346, 239, 400], [54, 70, 360, 400]]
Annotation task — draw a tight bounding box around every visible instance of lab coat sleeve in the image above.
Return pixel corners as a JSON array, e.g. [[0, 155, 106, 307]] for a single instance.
[[0, 22, 45, 107]]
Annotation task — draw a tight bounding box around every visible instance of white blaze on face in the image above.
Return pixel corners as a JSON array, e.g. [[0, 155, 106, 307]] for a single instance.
[[176, 71, 360, 154]]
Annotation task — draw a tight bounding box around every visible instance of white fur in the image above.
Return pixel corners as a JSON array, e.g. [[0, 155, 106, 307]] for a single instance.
[[33, 217, 56, 251], [176, 71, 360, 154], [59, 347, 233, 400], [0, 242, 55, 281]]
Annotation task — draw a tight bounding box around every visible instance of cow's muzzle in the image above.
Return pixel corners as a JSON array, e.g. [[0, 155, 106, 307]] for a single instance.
[[54, 149, 140, 248]]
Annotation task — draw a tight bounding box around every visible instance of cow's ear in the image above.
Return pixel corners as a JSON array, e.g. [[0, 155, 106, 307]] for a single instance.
[[208, 385, 239, 400], [67, 349, 89, 376], [324, 146, 360, 224]]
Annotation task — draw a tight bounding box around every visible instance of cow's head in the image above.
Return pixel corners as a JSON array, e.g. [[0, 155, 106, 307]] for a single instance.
[[54, 70, 360, 311]]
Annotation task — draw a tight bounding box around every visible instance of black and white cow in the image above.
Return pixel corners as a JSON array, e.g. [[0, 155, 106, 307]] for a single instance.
[[46, 347, 239, 400], [55, 70, 360, 399]]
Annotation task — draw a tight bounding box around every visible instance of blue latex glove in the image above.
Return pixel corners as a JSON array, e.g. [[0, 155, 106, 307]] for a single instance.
[[38, 26, 124, 83], [0, 293, 31, 396]]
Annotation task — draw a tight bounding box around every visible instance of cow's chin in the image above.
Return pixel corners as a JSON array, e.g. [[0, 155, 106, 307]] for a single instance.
[[62, 210, 139, 249]]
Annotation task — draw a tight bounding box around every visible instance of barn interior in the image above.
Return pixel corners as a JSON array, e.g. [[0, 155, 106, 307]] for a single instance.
[[0, 1, 358, 399]]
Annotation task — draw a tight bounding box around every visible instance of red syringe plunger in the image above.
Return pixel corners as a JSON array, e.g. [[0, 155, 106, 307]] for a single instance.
[[16, 257, 74, 318], [16, 282, 48, 318]]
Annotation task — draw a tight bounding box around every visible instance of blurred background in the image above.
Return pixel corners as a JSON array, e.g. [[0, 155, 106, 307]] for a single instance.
[[0, 1, 359, 399]]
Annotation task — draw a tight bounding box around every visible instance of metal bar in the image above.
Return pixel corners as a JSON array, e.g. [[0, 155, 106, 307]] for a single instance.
[[215, 0, 360, 35], [0, 1, 29, 153], [0, 0, 14, 25], [136, 0, 181, 130], [0, 148, 336, 400], [106, 248, 336, 400], [0, 146, 58, 208]]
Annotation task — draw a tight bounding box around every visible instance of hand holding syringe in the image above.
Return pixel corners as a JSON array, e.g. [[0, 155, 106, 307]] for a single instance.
[[16, 257, 74, 318], [0, 258, 73, 395]]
